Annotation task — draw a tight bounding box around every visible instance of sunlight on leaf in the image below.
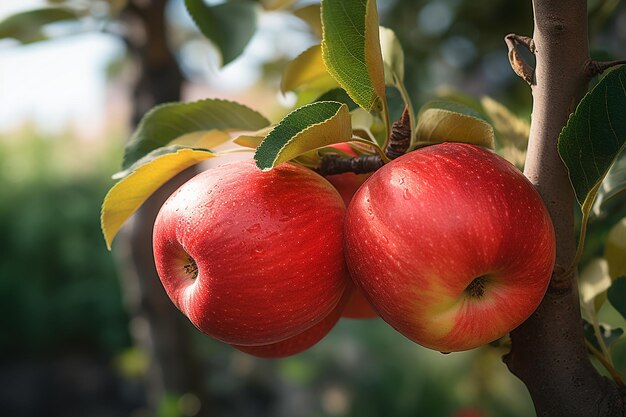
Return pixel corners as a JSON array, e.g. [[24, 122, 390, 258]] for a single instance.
[[380, 26, 405, 85], [281, 45, 338, 93], [321, 0, 386, 113], [233, 127, 274, 149], [254, 101, 352, 170], [415, 100, 495, 149], [293, 4, 322, 38], [102, 148, 215, 250], [168, 130, 231, 148], [579, 258, 612, 313], [605, 218, 626, 280], [481, 96, 529, 168], [123, 99, 269, 170]]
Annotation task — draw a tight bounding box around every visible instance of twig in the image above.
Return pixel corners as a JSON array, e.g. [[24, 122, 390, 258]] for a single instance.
[[318, 107, 412, 176], [585, 339, 625, 388], [585, 60, 626, 77]]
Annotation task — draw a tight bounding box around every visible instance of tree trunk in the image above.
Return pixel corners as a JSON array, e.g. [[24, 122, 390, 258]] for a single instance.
[[503, 0, 626, 415], [115, 0, 208, 414]]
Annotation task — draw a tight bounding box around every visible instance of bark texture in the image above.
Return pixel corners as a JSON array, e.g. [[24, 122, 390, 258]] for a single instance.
[[115, 0, 207, 414], [503, 0, 626, 415]]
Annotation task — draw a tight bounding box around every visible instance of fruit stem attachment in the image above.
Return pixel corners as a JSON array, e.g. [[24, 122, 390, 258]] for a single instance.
[[318, 108, 411, 175], [465, 276, 487, 298], [183, 256, 198, 279]]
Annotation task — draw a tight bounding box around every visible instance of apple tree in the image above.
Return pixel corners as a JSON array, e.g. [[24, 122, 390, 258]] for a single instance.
[[5, 0, 625, 415]]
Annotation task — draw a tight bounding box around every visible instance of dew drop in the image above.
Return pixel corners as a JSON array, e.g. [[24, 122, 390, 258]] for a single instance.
[[253, 246, 264, 254], [381, 235, 389, 244], [403, 189, 411, 200], [246, 223, 261, 233]]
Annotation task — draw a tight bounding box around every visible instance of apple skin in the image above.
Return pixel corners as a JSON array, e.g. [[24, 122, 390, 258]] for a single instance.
[[153, 159, 350, 346], [231, 286, 351, 358], [325, 172, 379, 319], [344, 142, 556, 352]]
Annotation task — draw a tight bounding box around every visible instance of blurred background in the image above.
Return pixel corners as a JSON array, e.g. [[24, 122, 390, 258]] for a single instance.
[[1, 1, 625, 416]]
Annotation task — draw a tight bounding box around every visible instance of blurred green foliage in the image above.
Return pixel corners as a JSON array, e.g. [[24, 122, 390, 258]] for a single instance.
[[0, 128, 130, 356]]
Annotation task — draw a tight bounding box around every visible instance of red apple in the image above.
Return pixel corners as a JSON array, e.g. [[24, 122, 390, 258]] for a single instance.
[[231, 286, 351, 358], [153, 159, 350, 346], [344, 142, 555, 352], [326, 172, 379, 319]]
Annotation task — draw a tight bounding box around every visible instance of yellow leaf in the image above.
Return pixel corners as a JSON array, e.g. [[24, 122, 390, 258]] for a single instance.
[[481, 96, 529, 148], [364, 2, 386, 111], [579, 258, 611, 313], [380, 26, 404, 85], [293, 4, 322, 38], [281, 44, 338, 93], [101, 148, 215, 250], [232, 126, 273, 149], [168, 129, 231, 148], [415, 101, 495, 149], [605, 217, 626, 279], [233, 135, 264, 149]]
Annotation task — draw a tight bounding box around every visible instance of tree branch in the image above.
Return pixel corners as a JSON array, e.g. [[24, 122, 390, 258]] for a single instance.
[[585, 60, 626, 78], [318, 108, 411, 176], [504, 0, 626, 415]]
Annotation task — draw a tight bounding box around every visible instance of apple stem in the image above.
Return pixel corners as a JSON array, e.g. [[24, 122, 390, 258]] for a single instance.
[[465, 276, 486, 299], [183, 256, 198, 279], [318, 108, 411, 176]]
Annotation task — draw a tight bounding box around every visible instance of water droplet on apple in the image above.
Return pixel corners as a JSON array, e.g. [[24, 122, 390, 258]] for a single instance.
[[253, 246, 264, 254], [246, 223, 261, 233], [403, 189, 411, 200]]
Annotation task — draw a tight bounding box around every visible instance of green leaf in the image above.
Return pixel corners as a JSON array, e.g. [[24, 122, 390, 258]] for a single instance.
[[0, 7, 80, 44], [583, 319, 624, 351], [122, 99, 269, 169], [415, 100, 496, 149], [184, 0, 259, 66], [558, 66, 626, 213], [254, 101, 352, 170], [605, 218, 626, 280], [608, 277, 626, 320], [321, 0, 386, 113], [281, 44, 338, 93], [115, 130, 230, 179], [315, 88, 359, 111], [593, 150, 626, 215], [102, 147, 215, 250]]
